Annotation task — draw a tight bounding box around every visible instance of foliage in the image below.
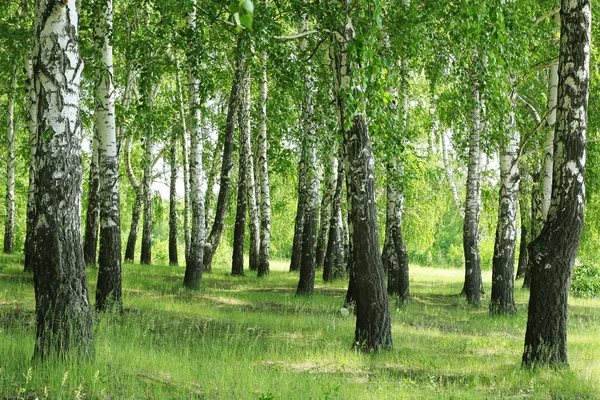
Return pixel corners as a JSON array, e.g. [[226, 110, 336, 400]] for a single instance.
[[571, 263, 600, 299]]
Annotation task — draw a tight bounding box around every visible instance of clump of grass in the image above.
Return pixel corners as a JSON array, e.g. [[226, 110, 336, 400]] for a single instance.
[[0, 257, 599, 399]]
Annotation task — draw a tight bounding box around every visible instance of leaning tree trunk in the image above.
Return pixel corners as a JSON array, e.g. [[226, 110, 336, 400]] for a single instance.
[[323, 154, 345, 282], [183, 1, 206, 288], [3, 66, 17, 254], [124, 137, 142, 262], [94, 0, 122, 312], [32, 0, 94, 360], [231, 59, 250, 277], [345, 115, 393, 350], [523, 0, 590, 367], [168, 134, 178, 266], [316, 154, 336, 269], [83, 136, 100, 266], [257, 49, 271, 277], [490, 93, 519, 315], [203, 36, 245, 272], [462, 73, 483, 306], [24, 56, 37, 272], [289, 156, 307, 272], [296, 44, 319, 295]]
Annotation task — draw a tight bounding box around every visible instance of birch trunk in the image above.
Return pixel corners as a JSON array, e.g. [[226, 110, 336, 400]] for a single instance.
[[541, 14, 561, 221], [345, 115, 392, 350], [183, 1, 206, 288], [385, 171, 409, 302], [523, 0, 590, 366], [243, 79, 260, 273], [232, 58, 250, 277], [168, 135, 178, 266], [203, 36, 245, 272], [289, 156, 306, 272], [3, 66, 17, 254], [124, 137, 142, 262], [516, 173, 530, 279], [257, 50, 271, 277], [462, 74, 483, 306], [32, 0, 94, 360], [205, 140, 221, 230], [323, 154, 345, 282], [331, 15, 391, 349], [140, 76, 154, 265], [83, 136, 99, 266], [296, 37, 319, 294], [94, 0, 122, 311], [490, 92, 519, 315], [316, 155, 336, 269], [175, 65, 191, 260], [24, 56, 37, 272]]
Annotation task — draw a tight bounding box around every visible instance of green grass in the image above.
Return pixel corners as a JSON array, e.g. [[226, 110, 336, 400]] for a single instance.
[[1, 254, 599, 399]]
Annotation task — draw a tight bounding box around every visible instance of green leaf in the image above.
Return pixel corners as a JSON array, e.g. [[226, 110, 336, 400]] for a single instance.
[[239, 0, 254, 14], [240, 13, 253, 30]]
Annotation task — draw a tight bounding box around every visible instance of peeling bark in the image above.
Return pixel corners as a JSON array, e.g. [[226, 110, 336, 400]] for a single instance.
[[94, 0, 122, 311], [32, 0, 94, 360], [523, 0, 590, 367], [490, 92, 519, 315], [462, 73, 483, 306], [183, 0, 206, 288], [257, 50, 271, 277]]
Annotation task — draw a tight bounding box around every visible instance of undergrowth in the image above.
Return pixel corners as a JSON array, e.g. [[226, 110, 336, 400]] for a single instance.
[[0, 255, 599, 399]]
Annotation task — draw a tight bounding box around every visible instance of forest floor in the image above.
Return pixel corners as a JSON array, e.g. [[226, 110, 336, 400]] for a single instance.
[[1, 254, 599, 399]]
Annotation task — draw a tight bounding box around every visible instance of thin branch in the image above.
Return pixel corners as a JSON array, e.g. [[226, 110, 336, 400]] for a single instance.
[[517, 106, 556, 159], [273, 29, 323, 41], [516, 94, 541, 124]]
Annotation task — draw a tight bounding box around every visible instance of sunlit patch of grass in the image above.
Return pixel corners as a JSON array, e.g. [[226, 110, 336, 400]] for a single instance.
[[1, 257, 599, 398]]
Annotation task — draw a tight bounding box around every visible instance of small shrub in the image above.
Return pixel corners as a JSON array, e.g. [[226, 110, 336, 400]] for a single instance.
[[571, 263, 600, 298]]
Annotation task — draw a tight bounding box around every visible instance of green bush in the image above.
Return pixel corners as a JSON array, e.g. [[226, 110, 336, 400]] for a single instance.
[[571, 263, 600, 298]]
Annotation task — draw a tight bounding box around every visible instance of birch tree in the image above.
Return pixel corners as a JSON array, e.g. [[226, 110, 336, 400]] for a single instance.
[[523, 0, 590, 367], [183, 0, 206, 288], [490, 92, 519, 315], [32, 0, 94, 360], [93, 0, 122, 311]]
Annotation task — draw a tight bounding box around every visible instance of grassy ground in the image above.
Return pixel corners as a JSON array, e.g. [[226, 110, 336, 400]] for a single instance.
[[1, 254, 599, 399]]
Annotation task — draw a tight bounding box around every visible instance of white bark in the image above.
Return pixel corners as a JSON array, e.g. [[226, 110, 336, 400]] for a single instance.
[[94, 0, 122, 310], [242, 76, 260, 272], [175, 66, 191, 258], [32, 0, 94, 359], [184, 0, 205, 288], [462, 72, 483, 305], [542, 16, 560, 221]]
